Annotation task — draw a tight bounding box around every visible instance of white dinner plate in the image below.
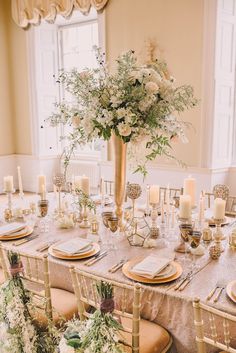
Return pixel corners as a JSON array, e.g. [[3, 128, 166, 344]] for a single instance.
[[226, 280, 236, 303]]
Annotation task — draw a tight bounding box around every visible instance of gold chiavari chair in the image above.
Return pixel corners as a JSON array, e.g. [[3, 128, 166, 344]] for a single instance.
[[225, 196, 236, 217], [104, 180, 114, 196], [70, 267, 172, 353], [193, 298, 236, 353], [0, 244, 9, 283], [160, 187, 182, 203], [0, 247, 78, 328]]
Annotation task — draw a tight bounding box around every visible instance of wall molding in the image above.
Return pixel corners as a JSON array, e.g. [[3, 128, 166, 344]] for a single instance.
[[1, 155, 236, 196]]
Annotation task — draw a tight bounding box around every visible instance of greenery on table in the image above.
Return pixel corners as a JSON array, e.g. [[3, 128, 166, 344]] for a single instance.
[[59, 281, 125, 353], [0, 251, 60, 353], [74, 188, 96, 212], [48, 46, 197, 176]]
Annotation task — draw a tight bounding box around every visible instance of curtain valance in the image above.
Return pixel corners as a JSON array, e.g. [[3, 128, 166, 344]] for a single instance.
[[11, 0, 109, 28]]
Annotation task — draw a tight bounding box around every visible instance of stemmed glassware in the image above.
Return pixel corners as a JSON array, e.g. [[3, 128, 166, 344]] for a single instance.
[[107, 216, 119, 250], [188, 230, 202, 270], [38, 199, 50, 233], [102, 211, 113, 248]]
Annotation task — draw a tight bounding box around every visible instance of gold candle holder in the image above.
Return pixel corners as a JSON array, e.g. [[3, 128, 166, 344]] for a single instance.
[[150, 203, 159, 239], [213, 218, 224, 252], [79, 206, 91, 229], [4, 189, 15, 213], [4, 209, 13, 222]]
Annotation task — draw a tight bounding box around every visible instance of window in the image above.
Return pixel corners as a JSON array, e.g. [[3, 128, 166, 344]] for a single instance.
[[27, 9, 106, 160]]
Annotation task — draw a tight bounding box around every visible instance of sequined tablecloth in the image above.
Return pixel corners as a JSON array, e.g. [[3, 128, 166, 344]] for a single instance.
[[1, 217, 236, 353]]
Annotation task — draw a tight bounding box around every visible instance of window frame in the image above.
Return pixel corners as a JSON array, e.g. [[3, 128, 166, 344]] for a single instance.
[[26, 9, 107, 161]]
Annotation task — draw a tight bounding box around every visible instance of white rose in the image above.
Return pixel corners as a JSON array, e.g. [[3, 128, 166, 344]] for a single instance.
[[72, 116, 80, 128], [117, 122, 132, 137], [145, 81, 159, 94]]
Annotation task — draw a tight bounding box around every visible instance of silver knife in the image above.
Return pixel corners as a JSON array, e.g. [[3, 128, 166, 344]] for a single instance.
[[13, 234, 39, 246], [85, 251, 107, 266]]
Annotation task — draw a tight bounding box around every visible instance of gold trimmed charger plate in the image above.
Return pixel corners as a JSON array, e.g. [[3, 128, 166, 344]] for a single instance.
[[0, 226, 34, 241], [226, 280, 236, 303], [122, 258, 182, 284], [48, 242, 100, 260]]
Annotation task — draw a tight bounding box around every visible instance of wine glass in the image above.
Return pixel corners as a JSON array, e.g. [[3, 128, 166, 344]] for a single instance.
[[107, 216, 119, 250], [179, 223, 193, 266], [102, 211, 113, 247], [188, 230, 202, 270], [38, 200, 50, 233]]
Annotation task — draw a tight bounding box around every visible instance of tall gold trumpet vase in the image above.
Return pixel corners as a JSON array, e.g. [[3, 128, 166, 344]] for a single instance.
[[111, 134, 127, 224]]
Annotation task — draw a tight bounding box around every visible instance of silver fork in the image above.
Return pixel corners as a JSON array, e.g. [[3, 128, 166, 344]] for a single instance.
[[108, 258, 127, 273], [207, 280, 226, 301]]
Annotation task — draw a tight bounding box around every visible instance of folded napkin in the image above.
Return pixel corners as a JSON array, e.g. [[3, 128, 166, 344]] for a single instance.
[[53, 238, 92, 255], [131, 255, 172, 279], [0, 222, 26, 236]]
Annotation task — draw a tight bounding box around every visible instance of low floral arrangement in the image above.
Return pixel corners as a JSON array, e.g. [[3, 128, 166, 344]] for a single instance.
[[74, 188, 96, 212], [59, 281, 125, 353], [0, 251, 59, 353], [49, 47, 197, 176]]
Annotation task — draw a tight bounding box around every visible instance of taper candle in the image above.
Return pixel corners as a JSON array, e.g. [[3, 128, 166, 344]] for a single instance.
[[149, 185, 160, 204], [3, 176, 14, 193]]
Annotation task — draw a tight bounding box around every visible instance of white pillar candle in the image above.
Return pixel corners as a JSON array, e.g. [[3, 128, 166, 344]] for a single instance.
[[17, 166, 23, 195], [183, 175, 196, 207], [149, 185, 160, 204], [179, 195, 191, 219], [213, 198, 226, 220], [81, 175, 90, 195], [74, 176, 82, 189], [3, 176, 14, 193], [38, 175, 46, 194]]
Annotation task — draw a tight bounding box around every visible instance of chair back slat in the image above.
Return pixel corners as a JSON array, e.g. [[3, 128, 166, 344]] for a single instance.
[[193, 298, 236, 353], [70, 267, 141, 353], [0, 247, 53, 322]]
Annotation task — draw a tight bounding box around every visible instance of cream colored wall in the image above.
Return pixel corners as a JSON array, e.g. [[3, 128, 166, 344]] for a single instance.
[[0, 1, 32, 156], [105, 0, 204, 168], [0, 0, 15, 155], [7, 2, 32, 155]]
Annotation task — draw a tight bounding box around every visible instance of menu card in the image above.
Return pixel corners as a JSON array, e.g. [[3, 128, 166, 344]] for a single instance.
[[131, 255, 171, 278], [53, 238, 92, 255]]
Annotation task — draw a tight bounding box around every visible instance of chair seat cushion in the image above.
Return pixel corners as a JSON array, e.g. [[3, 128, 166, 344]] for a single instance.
[[34, 287, 78, 327], [120, 316, 171, 353]]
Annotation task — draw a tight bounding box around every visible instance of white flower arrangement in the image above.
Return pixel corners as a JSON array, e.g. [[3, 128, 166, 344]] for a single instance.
[[0, 251, 60, 353], [49, 47, 197, 176]]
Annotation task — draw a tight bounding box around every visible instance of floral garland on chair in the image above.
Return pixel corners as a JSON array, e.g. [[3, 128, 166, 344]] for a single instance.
[[48, 47, 197, 177], [0, 251, 60, 353], [59, 281, 126, 353]]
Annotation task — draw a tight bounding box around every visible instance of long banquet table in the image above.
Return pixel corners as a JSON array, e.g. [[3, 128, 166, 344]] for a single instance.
[[1, 210, 236, 353]]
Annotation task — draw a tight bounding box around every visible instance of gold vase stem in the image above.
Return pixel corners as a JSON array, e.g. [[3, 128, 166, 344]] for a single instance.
[[112, 134, 127, 221]]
